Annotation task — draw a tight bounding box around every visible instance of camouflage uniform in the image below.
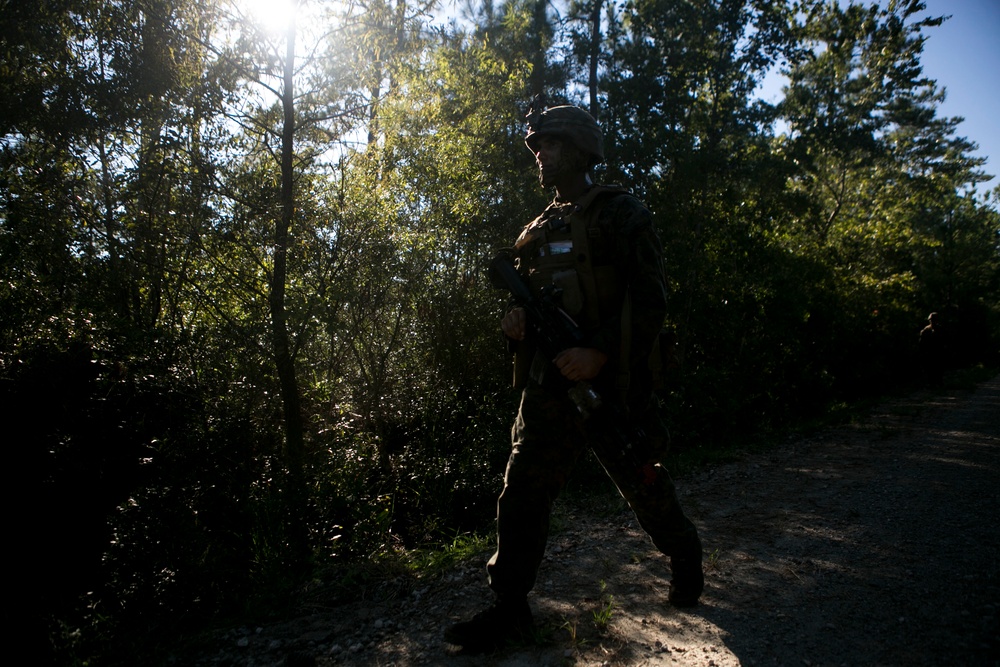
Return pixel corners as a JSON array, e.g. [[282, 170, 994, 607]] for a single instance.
[[487, 187, 703, 602]]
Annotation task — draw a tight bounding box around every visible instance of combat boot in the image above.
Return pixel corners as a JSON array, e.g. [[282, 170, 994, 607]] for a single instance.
[[668, 554, 704, 608], [444, 597, 534, 653]]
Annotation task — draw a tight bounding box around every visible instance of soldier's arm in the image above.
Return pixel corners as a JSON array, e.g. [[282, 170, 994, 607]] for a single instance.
[[588, 197, 667, 364]]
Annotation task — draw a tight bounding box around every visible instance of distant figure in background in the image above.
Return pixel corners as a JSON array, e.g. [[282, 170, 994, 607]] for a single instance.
[[919, 312, 946, 387]]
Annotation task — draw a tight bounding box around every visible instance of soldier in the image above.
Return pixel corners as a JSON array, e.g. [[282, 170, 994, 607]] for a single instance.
[[919, 312, 946, 387], [444, 101, 704, 653]]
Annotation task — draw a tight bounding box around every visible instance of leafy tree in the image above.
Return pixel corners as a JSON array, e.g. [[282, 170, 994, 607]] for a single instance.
[[777, 0, 995, 390], [299, 3, 550, 546], [0, 0, 254, 658], [593, 0, 804, 439]]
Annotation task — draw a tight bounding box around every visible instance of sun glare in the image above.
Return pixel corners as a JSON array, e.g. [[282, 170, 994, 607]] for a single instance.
[[241, 0, 299, 35]]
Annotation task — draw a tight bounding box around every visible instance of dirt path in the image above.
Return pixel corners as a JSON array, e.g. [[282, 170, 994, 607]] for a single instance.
[[186, 376, 1000, 667]]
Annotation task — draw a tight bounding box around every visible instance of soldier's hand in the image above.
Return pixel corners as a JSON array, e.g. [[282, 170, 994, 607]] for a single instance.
[[554, 347, 607, 381], [502, 307, 527, 341]]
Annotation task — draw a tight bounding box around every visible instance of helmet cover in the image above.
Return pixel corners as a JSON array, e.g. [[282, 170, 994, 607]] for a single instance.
[[525, 101, 604, 166]]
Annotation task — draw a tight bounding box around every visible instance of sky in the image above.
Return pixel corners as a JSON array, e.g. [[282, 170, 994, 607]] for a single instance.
[[915, 0, 1000, 197], [744, 0, 999, 198]]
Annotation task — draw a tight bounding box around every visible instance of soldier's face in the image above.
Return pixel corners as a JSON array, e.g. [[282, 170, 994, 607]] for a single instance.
[[534, 136, 588, 188]]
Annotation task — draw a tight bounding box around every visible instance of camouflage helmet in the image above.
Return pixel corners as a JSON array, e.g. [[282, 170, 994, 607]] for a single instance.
[[525, 101, 605, 166]]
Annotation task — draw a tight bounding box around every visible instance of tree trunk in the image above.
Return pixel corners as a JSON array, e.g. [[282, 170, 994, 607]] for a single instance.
[[529, 0, 548, 97], [588, 0, 604, 118], [271, 6, 309, 565]]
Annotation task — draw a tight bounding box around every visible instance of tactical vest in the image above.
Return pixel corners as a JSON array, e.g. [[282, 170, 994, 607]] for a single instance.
[[514, 185, 629, 328], [511, 185, 632, 388]]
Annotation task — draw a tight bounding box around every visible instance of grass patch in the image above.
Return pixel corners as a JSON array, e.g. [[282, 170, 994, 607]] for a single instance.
[[402, 531, 493, 577], [592, 580, 615, 633]]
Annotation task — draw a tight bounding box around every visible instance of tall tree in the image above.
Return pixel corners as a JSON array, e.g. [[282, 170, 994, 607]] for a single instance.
[[272, 0, 309, 561]]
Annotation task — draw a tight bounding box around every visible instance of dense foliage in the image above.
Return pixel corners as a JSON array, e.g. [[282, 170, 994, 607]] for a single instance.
[[2, 0, 997, 662]]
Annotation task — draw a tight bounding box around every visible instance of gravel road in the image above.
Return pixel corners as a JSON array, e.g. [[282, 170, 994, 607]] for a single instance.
[[179, 375, 1000, 667]]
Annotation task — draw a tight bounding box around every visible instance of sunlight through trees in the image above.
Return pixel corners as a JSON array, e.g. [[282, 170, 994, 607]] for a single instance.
[[2, 0, 997, 661]]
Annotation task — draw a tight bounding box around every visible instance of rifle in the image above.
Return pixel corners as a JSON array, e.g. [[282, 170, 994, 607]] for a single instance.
[[487, 250, 605, 420], [489, 250, 661, 482]]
